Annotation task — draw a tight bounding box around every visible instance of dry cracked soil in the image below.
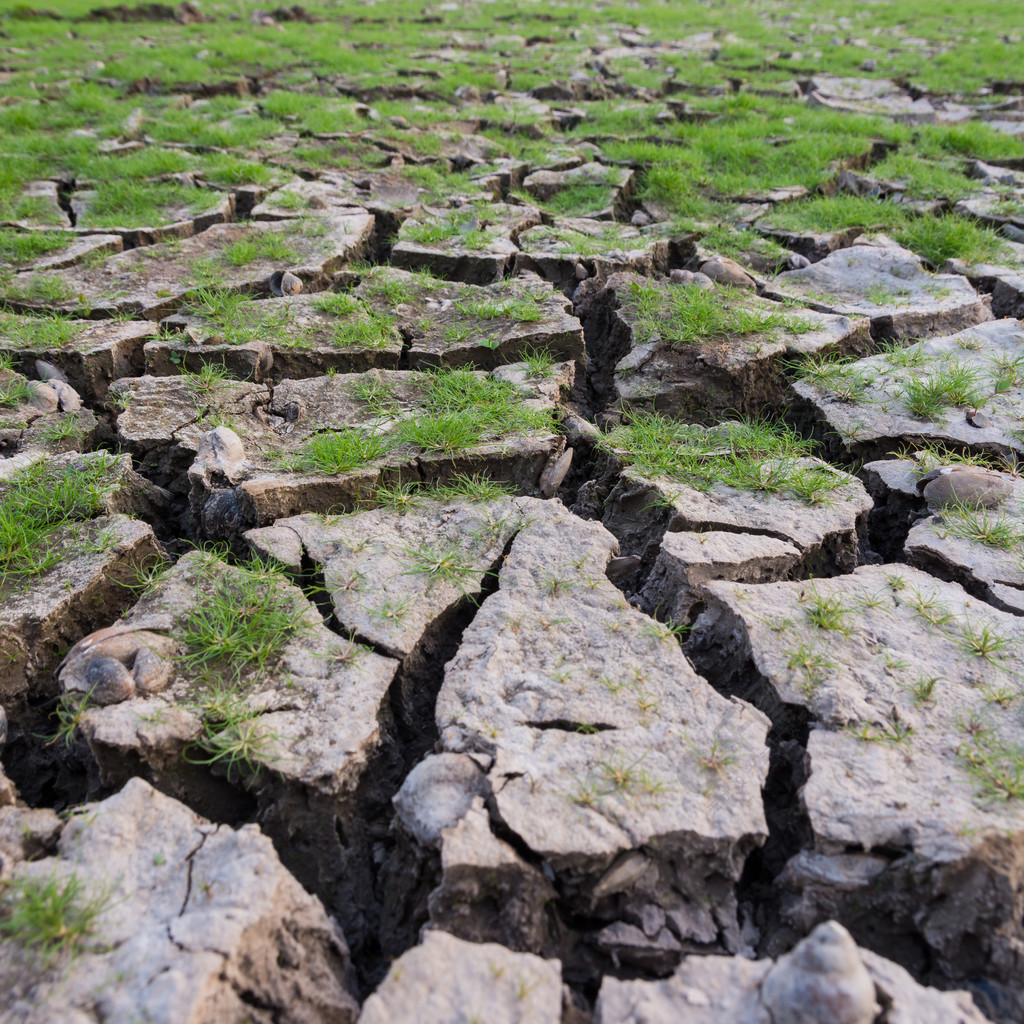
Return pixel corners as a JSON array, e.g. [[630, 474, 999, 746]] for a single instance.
[[1, 1, 1024, 1022]]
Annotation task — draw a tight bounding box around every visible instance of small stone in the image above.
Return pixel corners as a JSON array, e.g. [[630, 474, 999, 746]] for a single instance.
[[269, 270, 303, 296], [132, 646, 172, 695], [1002, 224, 1024, 245], [918, 466, 1014, 508], [670, 268, 694, 284], [84, 657, 136, 705], [966, 408, 991, 428], [539, 448, 573, 497], [575, 261, 589, 281], [787, 253, 812, 270], [606, 554, 641, 580], [631, 210, 652, 227], [691, 271, 715, 290], [25, 380, 59, 412], [34, 360, 67, 383], [194, 425, 246, 482], [52, 380, 82, 412], [860, 59, 877, 71], [699, 257, 757, 290], [761, 921, 878, 1024]]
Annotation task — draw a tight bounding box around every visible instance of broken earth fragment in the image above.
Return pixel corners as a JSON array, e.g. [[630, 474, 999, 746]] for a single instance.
[[0, 777, 358, 1024], [593, 920, 987, 1024], [358, 930, 562, 1024]]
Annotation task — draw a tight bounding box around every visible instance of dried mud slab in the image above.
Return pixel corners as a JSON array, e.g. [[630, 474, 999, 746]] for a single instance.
[[955, 190, 1024, 232], [640, 530, 803, 625], [2, 212, 374, 319], [0, 314, 155, 403], [871, 462, 1024, 615], [514, 218, 678, 291], [0, 452, 161, 713], [594, 920, 988, 1024], [111, 373, 270, 486], [599, 418, 871, 583], [359, 930, 562, 1024], [945, 245, 1024, 320], [72, 551, 399, 948], [250, 178, 370, 221], [355, 267, 584, 369], [179, 362, 572, 535], [0, 231, 123, 273], [427, 503, 770, 970], [765, 241, 991, 339], [71, 184, 236, 246], [791, 319, 1024, 461], [0, 777, 358, 1024], [691, 565, 1024, 1003], [1, 180, 69, 229], [583, 272, 871, 420], [807, 76, 972, 125], [391, 202, 541, 284], [522, 162, 635, 220], [245, 498, 528, 660], [151, 291, 404, 380]]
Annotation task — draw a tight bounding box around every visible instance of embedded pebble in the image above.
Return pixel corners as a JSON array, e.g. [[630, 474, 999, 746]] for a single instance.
[[84, 657, 136, 705], [918, 466, 1014, 508]]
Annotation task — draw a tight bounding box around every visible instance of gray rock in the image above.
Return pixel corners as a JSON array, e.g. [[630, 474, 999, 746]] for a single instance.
[[761, 921, 877, 1024], [33, 360, 66, 383], [918, 465, 1015, 508], [83, 657, 136, 705], [539, 448, 572, 497], [0, 778, 358, 1023], [51, 380, 81, 412], [359, 930, 562, 1024], [392, 753, 489, 848], [699, 256, 756, 290]]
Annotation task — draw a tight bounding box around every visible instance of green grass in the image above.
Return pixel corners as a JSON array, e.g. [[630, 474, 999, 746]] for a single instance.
[[892, 214, 1010, 268], [290, 428, 390, 475], [0, 456, 118, 586], [0, 369, 34, 408], [0, 310, 82, 348], [625, 280, 808, 348], [223, 232, 302, 267], [181, 289, 291, 347], [600, 413, 845, 504], [938, 502, 1024, 551], [331, 309, 398, 350], [0, 229, 70, 265], [75, 180, 208, 229], [183, 681, 278, 780], [0, 872, 107, 963], [454, 296, 543, 322], [182, 557, 314, 679]]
